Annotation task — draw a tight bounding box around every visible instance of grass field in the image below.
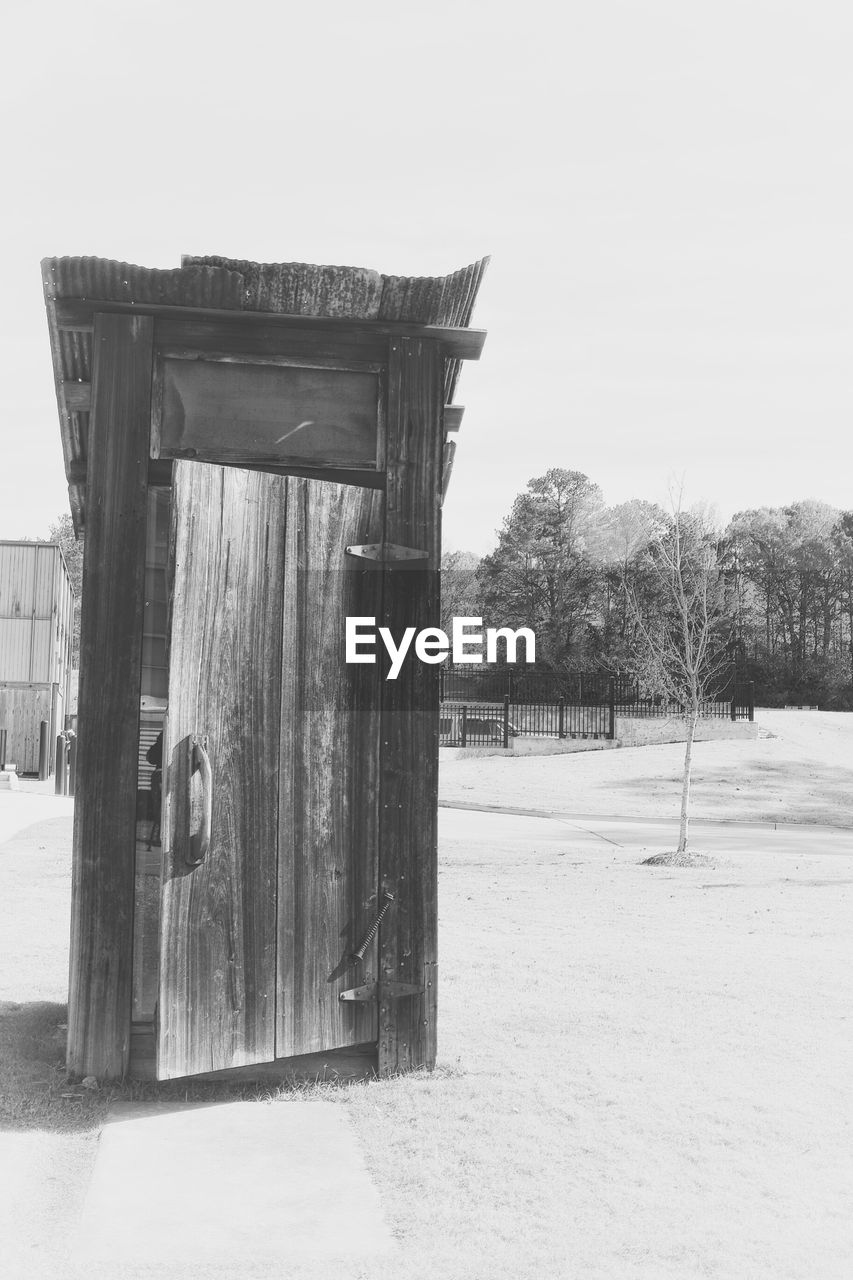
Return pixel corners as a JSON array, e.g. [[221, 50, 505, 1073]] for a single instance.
[[440, 707, 853, 829], [1, 709, 852, 1278]]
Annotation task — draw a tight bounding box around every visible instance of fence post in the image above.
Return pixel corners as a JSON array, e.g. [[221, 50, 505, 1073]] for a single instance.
[[730, 680, 737, 721], [461, 705, 467, 748], [68, 732, 78, 798], [558, 697, 565, 739], [0, 728, 6, 771], [503, 694, 510, 749], [608, 677, 616, 740], [38, 720, 50, 781], [507, 669, 514, 705], [439, 666, 445, 703], [55, 736, 66, 794], [749, 680, 755, 723]]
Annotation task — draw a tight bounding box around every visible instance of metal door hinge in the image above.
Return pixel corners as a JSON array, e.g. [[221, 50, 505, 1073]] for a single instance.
[[345, 542, 428, 565], [339, 981, 424, 1003]]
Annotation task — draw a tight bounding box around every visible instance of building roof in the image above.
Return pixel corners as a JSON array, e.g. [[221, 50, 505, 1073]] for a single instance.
[[41, 255, 489, 533]]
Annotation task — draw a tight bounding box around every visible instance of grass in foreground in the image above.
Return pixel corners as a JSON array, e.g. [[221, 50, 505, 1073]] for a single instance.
[[3, 795, 853, 1279]]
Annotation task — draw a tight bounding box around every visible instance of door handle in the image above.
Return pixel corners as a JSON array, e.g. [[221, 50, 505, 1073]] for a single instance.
[[186, 736, 212, 867]]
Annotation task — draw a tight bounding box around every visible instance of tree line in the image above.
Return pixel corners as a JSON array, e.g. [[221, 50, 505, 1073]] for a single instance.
[[442, 468, 853, 709]]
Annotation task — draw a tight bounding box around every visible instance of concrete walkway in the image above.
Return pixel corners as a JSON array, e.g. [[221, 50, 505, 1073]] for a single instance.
[[70, 1101, 394, 1277], [439, 803, 853, 857], [0, 786, 74, 845]]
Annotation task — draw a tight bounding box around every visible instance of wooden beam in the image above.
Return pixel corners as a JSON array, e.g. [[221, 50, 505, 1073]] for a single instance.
[[444, 405, 464, 433], [62, 382, 92, 412], [442, 439, 457, 504], [67, 313, 153, 1080], [67, 457, 383, 492], [52, 297, 487, 362], [377, 337, 443, 1075], [68, 458, 173, 488]]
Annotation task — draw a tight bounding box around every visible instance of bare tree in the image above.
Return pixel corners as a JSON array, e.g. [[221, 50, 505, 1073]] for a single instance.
[[623, 501, 732, 859], [440, 549, 482, 637]]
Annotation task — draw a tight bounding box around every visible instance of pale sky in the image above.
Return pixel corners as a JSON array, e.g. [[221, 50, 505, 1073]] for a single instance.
[[3, 0, 851, 554]]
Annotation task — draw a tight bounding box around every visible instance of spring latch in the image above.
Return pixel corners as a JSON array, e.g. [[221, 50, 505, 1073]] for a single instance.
[[350, 891, 394, 963]]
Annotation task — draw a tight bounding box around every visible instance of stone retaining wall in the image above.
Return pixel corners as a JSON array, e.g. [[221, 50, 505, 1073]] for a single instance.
[[615, 716, 759, 746]]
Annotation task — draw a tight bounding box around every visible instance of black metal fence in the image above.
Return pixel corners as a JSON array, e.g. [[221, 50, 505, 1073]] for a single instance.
[[439, 667, 754, 747]]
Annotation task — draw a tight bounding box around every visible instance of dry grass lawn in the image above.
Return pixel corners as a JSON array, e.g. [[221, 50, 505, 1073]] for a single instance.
[[440, 708, 853, 828], [1, 709, 852, 1278]]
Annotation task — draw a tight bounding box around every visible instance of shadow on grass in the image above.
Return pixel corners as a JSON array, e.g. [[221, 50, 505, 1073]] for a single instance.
[[0, 1000, 86, 1133], [0, 1001, 353, 1134], [618, 756, 853, 824]]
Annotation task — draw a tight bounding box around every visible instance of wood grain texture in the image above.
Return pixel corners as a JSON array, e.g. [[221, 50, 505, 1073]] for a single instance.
[[443, 405, 464, 433], [277, 479, 384, 1058], [377, 339, 444, 1074], [63, 382, 91, 412], [67, 313, 153, 1080], [158, 463, 286, 1079], [0, 683, 56, 775], [131, 1022, 376, 1084], [51, 298, 487, 361]]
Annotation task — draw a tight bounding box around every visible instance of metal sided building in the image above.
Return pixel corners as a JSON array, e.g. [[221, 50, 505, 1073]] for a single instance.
[[42, 254, 487, 1083], [0, 540, 75, 774]]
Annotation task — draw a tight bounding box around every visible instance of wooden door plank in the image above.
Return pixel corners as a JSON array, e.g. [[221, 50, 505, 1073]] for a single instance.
[[158, 463, 286, 1079], [277, 479, 384, 1058], [377, 338, 443, 1074], [67, 313, 153, 1079]]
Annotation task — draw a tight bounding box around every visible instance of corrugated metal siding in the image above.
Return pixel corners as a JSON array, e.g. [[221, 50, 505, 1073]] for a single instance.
[[0, 542, 58, 616], [42, 254, 487, 530], [0, 543, 75, 685], [0, 621, 52, 682]]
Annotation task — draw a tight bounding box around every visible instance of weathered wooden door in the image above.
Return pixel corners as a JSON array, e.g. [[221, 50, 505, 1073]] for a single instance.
[[157, 461, 382, 1078]]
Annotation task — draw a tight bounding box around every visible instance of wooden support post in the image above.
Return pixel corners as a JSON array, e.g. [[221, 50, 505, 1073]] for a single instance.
[[67, 313, 153, 1080], [378, 337, 443, 1075]]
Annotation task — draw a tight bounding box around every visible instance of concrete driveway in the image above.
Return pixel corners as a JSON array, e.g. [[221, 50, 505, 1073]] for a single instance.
[[439, 803, 853, 858]]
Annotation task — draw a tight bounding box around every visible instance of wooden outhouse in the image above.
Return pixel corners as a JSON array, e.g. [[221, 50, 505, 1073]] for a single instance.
[[42, 254, 487, 1082], [0, 540, 75, 774]]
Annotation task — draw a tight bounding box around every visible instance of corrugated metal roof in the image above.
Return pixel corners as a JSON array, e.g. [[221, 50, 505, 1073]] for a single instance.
[[42, 254, 488, 532], [183, 255, 488, 405]]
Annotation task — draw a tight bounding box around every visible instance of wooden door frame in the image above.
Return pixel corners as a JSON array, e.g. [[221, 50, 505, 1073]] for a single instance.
[[68, 313, 152, 1079], [69, 311, 451, 1082]]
